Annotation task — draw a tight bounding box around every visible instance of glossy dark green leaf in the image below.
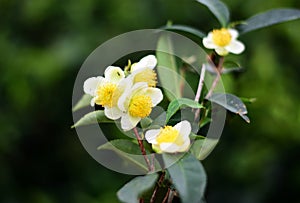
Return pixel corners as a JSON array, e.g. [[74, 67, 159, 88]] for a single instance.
[[156, 33, 181, 101], [163, 153, 207, 203], [196, 0, 230, 27], [71, 110, 114, 128], [161, 24, 206, 39], [72, 94, 93, 112], [98, 139, 155, 172], [190, 138, 219, 160], [117, 173, 158, 203], [239, 9, 300, 34], [166, 98, 204, 123], [208, 93, 250, 123]]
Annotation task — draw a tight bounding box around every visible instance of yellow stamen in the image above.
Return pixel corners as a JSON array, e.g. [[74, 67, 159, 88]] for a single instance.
[[95, 83, 117, 107], [133, 68, 157, 87], [212, 28, 232, 47], [156, 126, 184, 145], [129, 95, 152, 118]]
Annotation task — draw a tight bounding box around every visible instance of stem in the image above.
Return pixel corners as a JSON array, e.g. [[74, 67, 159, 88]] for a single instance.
[[194, 64, 206, 121], [162, 188, 171, 203], [150, 172, 165, 203], [205, 72, 221, 99], [133, 127, 152, 172], [167, 190, 175, 203], [194, 64, 206, 103], [205, 57, 224, 99]]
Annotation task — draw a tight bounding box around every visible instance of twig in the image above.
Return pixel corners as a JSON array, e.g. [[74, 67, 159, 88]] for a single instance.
[[195, 64, 206, 103], [133, 127, 152, 171], [194, 64, 206, 121], [162, 188, 171, 203], [167, 190, 175, 203], [205, 72, 221, 99], [150, 172, 165, 203], [205, 57, 224, 99]]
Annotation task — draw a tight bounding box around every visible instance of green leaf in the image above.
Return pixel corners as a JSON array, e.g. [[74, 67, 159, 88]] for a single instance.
[[117, 173, 158, 203], [72, 94, 93, 112], [240, 97, 257, 104], [72, 110, 114, 128], [98, 139, 152, 173], [195, 0, 230, 27], [161, 24, 206, 39], [156, 33, 181, 101], [190, 138, 219, 160], [207, 93, 250, 123], [239, 8, 300, 34], [163, 153, 207, 203], [166, 98, 204, 123]]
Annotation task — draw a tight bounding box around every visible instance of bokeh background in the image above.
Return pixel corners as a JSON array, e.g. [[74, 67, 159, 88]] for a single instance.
[[1, 0, 300, 202]]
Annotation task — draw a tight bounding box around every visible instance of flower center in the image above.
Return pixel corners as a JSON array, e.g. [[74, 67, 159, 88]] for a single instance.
[[129, 95, 152, 118], [156, 126, 184, 145], [133, 68, 157, 87], [95, 83, 117, 107], [212, 28, 232, 47]]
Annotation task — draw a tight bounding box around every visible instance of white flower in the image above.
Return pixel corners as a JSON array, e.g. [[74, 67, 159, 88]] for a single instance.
[[145, 120, 191, 153], [131, 55, 157, 71], [203, 28, 245, 56], [83, 66, 125, 120], [118, 82, 163, 131], [130, 55, 158, 87]]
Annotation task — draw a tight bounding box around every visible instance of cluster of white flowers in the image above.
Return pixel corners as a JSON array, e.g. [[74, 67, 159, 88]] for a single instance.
[[83, 55, 163, 131]]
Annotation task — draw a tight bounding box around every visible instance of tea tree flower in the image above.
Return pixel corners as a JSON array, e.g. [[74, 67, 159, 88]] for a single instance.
[[83, 66, 125, 119], [145, 120, 191, 153], [203, 28, 245, 56], [130, 55, 158, 87], [118, 82, 163, 131]]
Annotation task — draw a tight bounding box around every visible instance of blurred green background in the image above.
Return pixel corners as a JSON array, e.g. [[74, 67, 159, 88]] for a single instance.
[[1, 0, 300, 202]]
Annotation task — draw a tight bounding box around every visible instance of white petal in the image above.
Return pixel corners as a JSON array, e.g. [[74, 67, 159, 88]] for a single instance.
[[117, 79, 138, 112], [228, 29, 239, 39], [178, 139, 191, 152], [160, 143, 181, 153], [131, 55, 157, 71], [143, 88, 163, 106], [104, 106, 122, 120], [104, 66, 125, 83], [121, 113, 141, 131], [90, 97, 96, 107], [174, 120, 191, 140], [203, 37, 217, 49], [83, 76, 103, 96], [145, 129, 161, 144], [215, 47, 229, 56], [226, 40, 245, 54]]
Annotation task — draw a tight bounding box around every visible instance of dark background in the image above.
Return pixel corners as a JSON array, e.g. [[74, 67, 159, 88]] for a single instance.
[[1, 0, 300, 202]]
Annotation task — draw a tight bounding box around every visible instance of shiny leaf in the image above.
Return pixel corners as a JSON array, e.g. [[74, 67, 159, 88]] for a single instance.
[[196, 0, 230, 27], [239, 9, 300, 34], [117, 173, 158, 203]]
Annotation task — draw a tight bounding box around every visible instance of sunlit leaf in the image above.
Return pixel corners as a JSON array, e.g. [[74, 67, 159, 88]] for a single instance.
[[72, 94, 92, 112], [195, 0, 230, 27], [71, 110, 113, 128], [156, 33, 181, 101], [117, 173, 158, 203], [163, 153, 207, 203], [207, 93, 250, 123], [161, 24, 206, 39], [166, 98, 204, 123], [239, 8, 300, 34], [190, 138, 219, 160]]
